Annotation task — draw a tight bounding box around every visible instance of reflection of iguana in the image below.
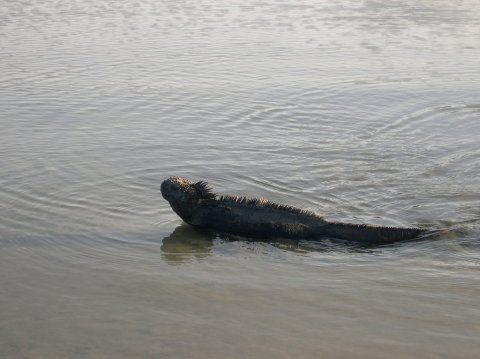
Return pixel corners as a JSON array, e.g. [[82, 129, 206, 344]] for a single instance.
[[161, 176, 428, 244]]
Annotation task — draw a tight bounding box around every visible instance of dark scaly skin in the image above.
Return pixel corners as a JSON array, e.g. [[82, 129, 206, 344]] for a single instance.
[[160, 176, 428, 244]]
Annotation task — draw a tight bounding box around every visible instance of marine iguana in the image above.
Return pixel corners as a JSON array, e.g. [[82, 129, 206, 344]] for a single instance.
[[160, 176, 428, 244]]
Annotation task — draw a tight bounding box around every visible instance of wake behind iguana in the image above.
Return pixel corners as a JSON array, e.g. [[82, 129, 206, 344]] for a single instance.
[[161, 176, 428, 244]]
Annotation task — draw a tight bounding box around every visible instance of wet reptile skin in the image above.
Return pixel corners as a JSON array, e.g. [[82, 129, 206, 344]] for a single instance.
[[161, 176, 428, 244]]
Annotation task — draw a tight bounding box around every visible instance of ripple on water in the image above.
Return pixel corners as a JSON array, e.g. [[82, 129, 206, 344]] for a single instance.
[[0, 160, 166, 240], [1, 1, 480, 357]]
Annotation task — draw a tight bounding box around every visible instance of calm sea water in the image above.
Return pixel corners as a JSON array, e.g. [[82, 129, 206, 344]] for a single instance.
[[1, 0, 479, 358]]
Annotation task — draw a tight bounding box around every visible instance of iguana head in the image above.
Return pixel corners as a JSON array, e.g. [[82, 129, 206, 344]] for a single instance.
[[161, 176, 216, 222]]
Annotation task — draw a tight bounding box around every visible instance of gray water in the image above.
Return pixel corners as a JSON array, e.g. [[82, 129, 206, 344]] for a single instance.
[[1, 0, 480, 358]]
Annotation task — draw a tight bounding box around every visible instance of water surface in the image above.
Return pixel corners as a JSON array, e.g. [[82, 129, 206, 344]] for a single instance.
[[1, 0, 480, 358]]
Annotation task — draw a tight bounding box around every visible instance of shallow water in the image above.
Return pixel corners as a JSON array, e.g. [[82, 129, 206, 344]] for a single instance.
[[1, 0, 480, 358]]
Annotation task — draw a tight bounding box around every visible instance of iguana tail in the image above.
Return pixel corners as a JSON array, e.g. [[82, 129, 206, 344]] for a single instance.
[[318, 221, 428, 244]]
